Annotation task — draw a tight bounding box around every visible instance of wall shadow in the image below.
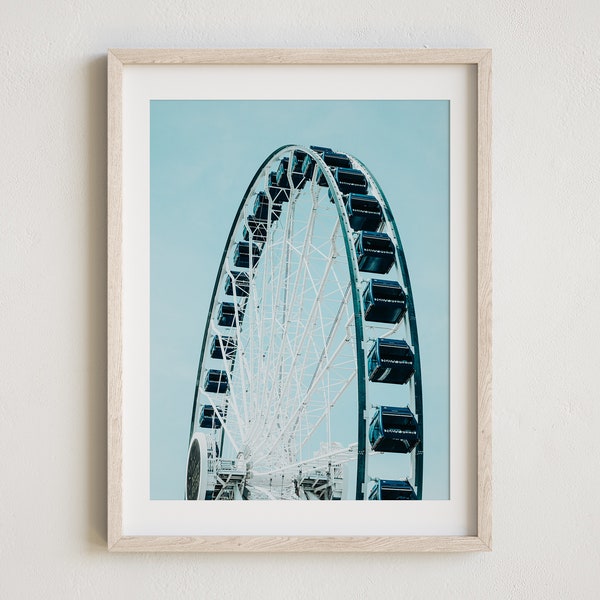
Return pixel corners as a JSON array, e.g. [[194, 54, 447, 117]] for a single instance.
[[86, 55, 108, 548]]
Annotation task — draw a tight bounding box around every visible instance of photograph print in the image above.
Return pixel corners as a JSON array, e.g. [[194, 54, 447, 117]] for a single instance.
[[150, 100, 450, 502]]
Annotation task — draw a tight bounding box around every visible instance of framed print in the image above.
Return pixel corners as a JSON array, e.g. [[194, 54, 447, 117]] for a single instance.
[[108, 49, 492, 552]]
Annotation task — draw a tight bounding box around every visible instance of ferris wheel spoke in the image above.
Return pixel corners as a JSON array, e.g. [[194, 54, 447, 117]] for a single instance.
[[253, 189, 298, 430], [243, 234, 295, 448], [254, 443, 358, 478], [299, 369, 357, 452], [251, 282, 352, 455], [252, 276, 353, 462], [264, 196, 320, 381], [239, 179, 290, 441], [254, 323, 354, 465], [265, 248, 338, 411], [255, 250, 328, 446], [260, 188, 291, 331]]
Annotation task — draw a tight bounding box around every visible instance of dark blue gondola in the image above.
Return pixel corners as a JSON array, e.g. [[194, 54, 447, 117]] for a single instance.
[[210, 335, 237, 360], [344, 193, 383, 231], [314, 167, 328, 188], [303, 146, 333, 186], [355, 231, 395, 274], [363, 279, 407, 324], [301, 154, 315, 180], [217, 302, 243, 327], [268, 171, 290, 204], [290, 150, 309, 189], [199, 404, 227, 428], [369, 406, 419, 453], [243, 217, 269, 243], [203, 369, 229, 393], [334, 167, 368, 195], [224, 271, 250, 297], [233, 241, 261, 268], [367, 338, 414, 384], [276, 157, 291, 189], [309, 145, 333, 155], [369, 479, 416, 500], [323, 151, 352, 169], [301, 146, 333, 183], [316, 151, 353, 186], [253, 191, 282, 222]]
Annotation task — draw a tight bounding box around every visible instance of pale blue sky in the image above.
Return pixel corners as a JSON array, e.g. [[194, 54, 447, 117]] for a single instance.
[[150, 100, 449, 500]]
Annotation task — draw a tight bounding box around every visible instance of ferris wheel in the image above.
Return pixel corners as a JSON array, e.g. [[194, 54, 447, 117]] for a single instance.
[[185, 145, 423, 501]]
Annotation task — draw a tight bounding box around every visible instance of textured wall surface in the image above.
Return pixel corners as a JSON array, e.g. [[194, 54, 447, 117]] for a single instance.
[[1, 0, 599, 598]]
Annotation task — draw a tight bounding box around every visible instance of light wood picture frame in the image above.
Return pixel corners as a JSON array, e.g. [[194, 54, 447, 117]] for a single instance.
[[108, 48, 492, 552]]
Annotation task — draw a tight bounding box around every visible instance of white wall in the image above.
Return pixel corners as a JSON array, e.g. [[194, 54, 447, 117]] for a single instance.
[[1, 1, 599, 597]]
